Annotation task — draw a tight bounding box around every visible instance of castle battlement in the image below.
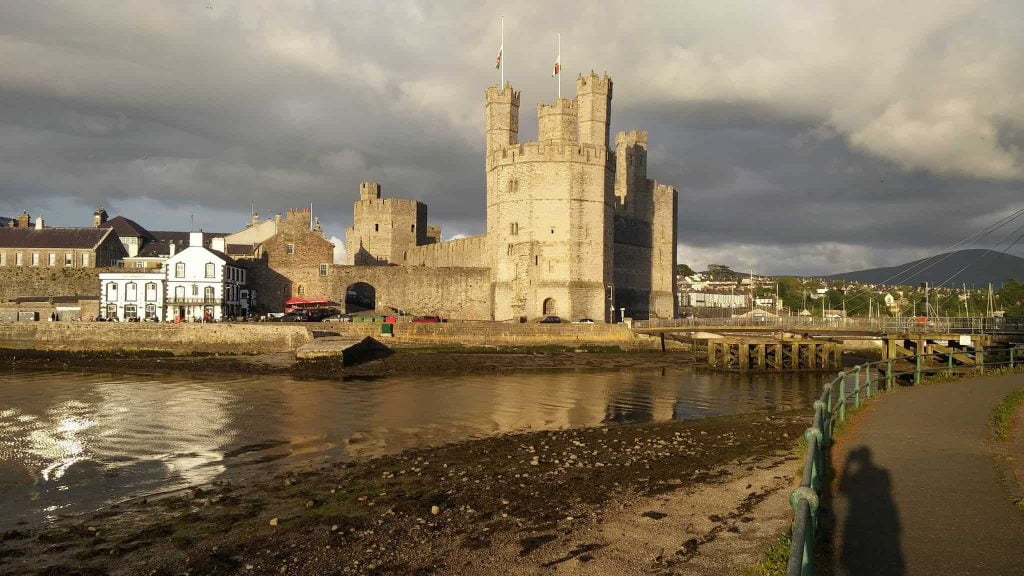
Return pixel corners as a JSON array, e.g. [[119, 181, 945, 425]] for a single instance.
[[576, 71, 612, 93], [487, 142, 611, 168], [615, 130, 648, 148], [484, 83, 521, 106]]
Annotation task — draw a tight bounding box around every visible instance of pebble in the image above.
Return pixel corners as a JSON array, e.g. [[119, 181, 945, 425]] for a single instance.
[[430, 505, 440, 515], [269, 518, 279, 526]]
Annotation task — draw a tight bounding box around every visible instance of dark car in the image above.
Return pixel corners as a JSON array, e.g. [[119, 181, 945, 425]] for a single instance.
[[576, 318, 595, 324], [539, 316, 562, 324], [270, 311, 308, 322], [411, 315, 443, 323]]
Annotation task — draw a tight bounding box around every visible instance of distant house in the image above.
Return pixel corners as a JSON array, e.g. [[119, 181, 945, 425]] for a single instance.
[[0, 211, 126, 268], [0, 216, 11, 228], [99, 271, 165, 321], [164, 232, 247, 321], [96, 212, 230, 270]]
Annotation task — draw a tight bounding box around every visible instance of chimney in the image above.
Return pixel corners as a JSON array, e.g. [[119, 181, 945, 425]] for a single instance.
[[34, 216, 44, 230], [189, 231, 203, 247], [251, 210, 259, 227], [211, 237, 226, 253], [274, 213, 282, 226], [169, 242, 176, 257], [93, 208, 108, 228], [17, 211, 30, 228]]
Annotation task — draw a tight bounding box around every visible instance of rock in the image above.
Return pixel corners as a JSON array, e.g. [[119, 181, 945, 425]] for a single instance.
[[430, 505, 440, 516], [331, 524, 339, 532], [269, 518, 279, 526], [305, 500, 315, 508]]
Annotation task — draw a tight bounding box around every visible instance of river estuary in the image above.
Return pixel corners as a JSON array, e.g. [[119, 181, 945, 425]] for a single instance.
[[0, 368, 824, 530]]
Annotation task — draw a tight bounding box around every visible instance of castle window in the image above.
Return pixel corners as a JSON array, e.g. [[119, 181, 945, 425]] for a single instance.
[[319, 263, 329, 276], [534, 255, 539, 266], [507, 244, 513, 256], [374, 224, 379, 232], [286, 243, 295, 255], [411, 224, 415, 233], [507, 179, 519, 195], [510, 222, 519, 236], [297, 284, 306, 296], [550, 227, 555, 234]]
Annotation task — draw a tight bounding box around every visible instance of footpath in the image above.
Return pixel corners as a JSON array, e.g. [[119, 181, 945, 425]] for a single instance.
[[830, 373, 1024, 576]]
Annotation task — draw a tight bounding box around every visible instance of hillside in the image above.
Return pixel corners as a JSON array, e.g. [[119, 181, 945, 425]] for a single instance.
[[823, 249, 1024, 287]]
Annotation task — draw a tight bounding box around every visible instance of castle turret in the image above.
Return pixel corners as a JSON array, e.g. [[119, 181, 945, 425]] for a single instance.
[[615, 130, 649, 208], [360, 181, 382, 200], [485, 83, 520, 154], [537, 98, 578, 145], [577, 72, 612, 148]]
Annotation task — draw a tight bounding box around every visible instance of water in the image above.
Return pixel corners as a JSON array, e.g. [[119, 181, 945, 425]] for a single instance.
[[0, 368, 824, 528]]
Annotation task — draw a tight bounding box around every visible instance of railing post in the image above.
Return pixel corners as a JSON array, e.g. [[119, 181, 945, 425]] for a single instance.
[[865, 365, 873, 398], [853, 365, 861, 409], [886, 359, 893, 391], [978, 348, 985, 375], [915, 345, 922, 386], [838, 372, 847, 422], [947, 351, 953, 376], [1011, 348, 1016, 370]]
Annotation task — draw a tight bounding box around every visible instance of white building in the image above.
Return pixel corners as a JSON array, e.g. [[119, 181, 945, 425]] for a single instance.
[[164, 233, 247, 321], [99, 272, 165, 321]]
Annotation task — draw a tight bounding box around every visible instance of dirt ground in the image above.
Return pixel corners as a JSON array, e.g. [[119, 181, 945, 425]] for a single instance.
[[0, 410, 807, 576]]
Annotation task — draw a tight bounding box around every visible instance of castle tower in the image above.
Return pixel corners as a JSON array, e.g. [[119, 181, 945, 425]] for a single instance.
[[576, 72, 612, 148], [614, 131, 649, 209], [345, 181, 428, 265], [537, 99, 578, 145], [484, 84, 520, 154]]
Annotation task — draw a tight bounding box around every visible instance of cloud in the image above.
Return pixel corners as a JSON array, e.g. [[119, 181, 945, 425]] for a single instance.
[[1, 1, 1023, 276], [330, 236, 347, 264]]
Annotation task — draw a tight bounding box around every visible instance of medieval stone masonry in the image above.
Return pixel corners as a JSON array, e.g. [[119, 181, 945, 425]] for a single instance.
[[339, 71, 678, 321]]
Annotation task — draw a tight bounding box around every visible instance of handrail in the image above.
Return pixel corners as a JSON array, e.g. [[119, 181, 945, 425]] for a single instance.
[[784, 343, 1024, 576], [635, 316, 1024, 334]]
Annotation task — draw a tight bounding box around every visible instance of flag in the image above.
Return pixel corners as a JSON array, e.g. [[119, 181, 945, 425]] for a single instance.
[[552, 56, 560, 77], [496, 45, 502, 69]]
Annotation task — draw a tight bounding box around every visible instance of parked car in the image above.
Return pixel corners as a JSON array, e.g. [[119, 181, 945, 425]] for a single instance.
[[269, 311, 308, 322], [322, 313, 353, 323], [539, 316, 562, 324], [411, 315, 443, 323], [575, 318, 595, 324]]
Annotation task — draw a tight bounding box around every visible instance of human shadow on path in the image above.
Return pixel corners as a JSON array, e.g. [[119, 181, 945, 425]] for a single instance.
[[838, 446, 904, 576]]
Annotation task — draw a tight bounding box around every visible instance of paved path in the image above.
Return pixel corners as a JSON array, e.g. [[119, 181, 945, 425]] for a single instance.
[[831, 373, 1024, 576]]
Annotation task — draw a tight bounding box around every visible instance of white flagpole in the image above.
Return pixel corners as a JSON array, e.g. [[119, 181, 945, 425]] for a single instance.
[[557, 33, 561, 99], [500, 17, 504, 87]]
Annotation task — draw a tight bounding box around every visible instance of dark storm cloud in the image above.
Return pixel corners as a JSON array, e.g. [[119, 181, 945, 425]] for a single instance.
[[1, 1, 1022, 272]]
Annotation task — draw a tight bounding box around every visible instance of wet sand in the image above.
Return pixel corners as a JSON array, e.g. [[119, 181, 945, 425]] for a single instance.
[[0, 410, 807, 576]]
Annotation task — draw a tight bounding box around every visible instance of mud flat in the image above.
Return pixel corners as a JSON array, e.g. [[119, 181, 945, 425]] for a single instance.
[[0, 410, 805, 576]]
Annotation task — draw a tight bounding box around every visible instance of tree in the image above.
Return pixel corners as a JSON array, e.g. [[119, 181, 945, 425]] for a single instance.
[[675, 263, 695, 277], [998, 278, 1024, 317], [705, 264, 741, 282]]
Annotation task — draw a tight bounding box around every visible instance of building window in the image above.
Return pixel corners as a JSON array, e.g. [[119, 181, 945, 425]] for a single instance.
[[64, 253, 73, 267], [145, 304, 157, 320], [15, 253, 22, 266], [510, 222, 519, 236], [175, 286, 185, 300], [0, 253, 5, 266], [550, 227, 555, 234], [105, 304, 117, 320], [205, 262, 215, 278], [507, 179, 519, 195], [145, 282, 157, 302], [81, 253, 89, 267], [192, 284, 199, 296], [31, 253, 39, 266], [535, 255, 539, 266], [124, 305, 138, 320], [319, 263, 328, 276], [204, 286, 215, 301], [134, 261, 146, 269], [175, 262, 185, 278], [297, 284, 306, 296], [286, 243, 295, 255], [48, 253, 56, 266], [507, 244, 512, 256], [106, 283, 118, 302], [126, 282, 137, 302], [411, 224, 415, 233]]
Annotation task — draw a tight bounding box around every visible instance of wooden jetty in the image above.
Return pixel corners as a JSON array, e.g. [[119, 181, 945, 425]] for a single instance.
[[704, 337, 841, 371]]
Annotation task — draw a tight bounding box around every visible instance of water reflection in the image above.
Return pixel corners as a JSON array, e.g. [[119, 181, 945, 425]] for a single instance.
[[0, 368, 823, 528]]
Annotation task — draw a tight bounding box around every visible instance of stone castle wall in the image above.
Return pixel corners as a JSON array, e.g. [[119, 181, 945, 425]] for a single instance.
[[345, 182, 430, 266], [403, 235, 488, 268], [0, 267, 112, 302]]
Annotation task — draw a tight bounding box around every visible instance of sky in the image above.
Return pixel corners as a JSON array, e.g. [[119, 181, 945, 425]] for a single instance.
[[1, 1, 1023, 275]]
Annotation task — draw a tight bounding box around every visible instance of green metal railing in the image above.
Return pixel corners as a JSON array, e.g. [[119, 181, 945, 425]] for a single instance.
[[785, 343, 1024, 576]]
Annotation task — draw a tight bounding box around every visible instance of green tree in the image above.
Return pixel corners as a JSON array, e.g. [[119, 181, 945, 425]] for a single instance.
[[999, 278, 1024, 317], [705, 264, 742, 282], [675, 263, 695, 277]]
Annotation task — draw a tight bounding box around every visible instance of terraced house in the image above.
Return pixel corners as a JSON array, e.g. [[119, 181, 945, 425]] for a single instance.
[[0, 211, 126, 268]]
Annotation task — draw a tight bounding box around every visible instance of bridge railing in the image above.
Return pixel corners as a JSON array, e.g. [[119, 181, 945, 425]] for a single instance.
[[634, 316, 1024, 333], [785, 343, 1024, 576]]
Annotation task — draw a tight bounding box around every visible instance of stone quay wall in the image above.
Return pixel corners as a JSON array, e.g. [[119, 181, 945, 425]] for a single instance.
[[0, 323, 314, 354], [0, 321, 644, 354], [0, 267, 111, 302]]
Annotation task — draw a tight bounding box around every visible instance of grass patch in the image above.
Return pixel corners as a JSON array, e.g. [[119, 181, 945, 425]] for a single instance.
[[743, 529, 792, 576], [993, 387, 1024, 442]]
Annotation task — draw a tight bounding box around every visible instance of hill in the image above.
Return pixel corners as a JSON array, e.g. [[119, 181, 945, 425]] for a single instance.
[[823, 249, 1024, 287]]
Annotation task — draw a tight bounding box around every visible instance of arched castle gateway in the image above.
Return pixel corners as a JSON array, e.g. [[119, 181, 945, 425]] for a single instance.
[[343, 72, 678, 322]]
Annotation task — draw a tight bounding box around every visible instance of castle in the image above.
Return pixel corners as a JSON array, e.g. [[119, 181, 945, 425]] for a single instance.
[[344, 72, 677, 321]]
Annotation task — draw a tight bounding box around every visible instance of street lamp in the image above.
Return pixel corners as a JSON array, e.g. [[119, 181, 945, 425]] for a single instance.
[[607, 285, 615, 323]]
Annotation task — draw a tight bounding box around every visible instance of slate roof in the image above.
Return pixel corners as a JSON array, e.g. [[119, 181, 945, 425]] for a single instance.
[[99, 216, 154, 241], [0, 217, 11, 227], [226, 243, 255, 256], [133, 232, 229, 258], [0, 227, 115, 249]]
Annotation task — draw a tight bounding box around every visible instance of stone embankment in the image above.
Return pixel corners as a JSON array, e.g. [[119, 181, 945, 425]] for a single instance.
[[0, 321, 652, 355]]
